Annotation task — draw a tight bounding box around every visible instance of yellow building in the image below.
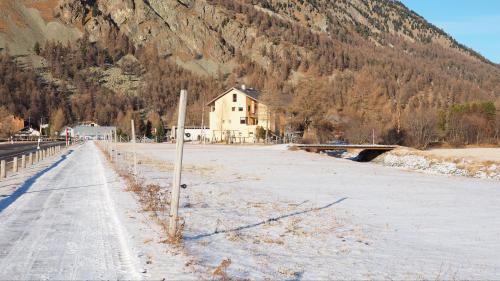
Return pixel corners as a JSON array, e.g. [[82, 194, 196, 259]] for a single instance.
[[207, 85, 277, 143]]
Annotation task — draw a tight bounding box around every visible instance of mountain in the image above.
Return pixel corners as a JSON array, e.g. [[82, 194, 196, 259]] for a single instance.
[[1, 0, 499, 146]]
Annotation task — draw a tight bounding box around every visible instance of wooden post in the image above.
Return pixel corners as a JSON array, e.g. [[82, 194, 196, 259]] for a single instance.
[[13, 157, 18, 173], [29, 153, 33, 165], [109, 132, 112, 160], [0, 160, 5, 178], [169, 89, 188, 239], [21, 155, 26, 169], [114, 129, 118, 162], [131, 119, 137, 176]]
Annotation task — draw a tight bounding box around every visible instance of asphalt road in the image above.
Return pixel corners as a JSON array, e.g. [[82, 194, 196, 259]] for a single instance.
[[0, 141, 66, 161]]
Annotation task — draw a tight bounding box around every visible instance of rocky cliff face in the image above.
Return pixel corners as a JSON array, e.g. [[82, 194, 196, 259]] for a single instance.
[[2, 0, 493, 72], [1, 0, 498, 145], [0, 0, 80, 56]]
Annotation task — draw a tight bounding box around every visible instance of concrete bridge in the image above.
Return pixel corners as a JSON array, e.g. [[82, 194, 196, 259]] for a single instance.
[[293, 144, 398, 162]]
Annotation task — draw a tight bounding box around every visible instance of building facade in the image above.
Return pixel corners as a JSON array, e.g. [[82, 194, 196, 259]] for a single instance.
[[73, 122, 116, 140], [207, 85, 277, 143]]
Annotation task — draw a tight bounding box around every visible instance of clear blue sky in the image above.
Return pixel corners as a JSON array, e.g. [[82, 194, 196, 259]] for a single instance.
[[400, 0, 500, 63]]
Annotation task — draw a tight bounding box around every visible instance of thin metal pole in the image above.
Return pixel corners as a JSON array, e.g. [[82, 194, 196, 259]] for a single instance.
[[201, 91, 205, 144], [169, 89, 188, 239]]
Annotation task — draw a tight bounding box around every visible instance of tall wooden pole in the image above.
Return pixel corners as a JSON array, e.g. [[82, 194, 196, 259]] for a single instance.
[[169, 90, 188, 239], [131, 119, 137, 176]]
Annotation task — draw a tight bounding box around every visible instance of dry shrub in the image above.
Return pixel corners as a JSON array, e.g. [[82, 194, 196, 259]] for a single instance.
[[166, 217, 185, 245], [212, 258, 231, 280], [97, 143, 183, 242]]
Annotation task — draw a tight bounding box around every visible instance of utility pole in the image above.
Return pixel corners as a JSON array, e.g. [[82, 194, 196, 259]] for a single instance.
[[131, 119, 137, 176], [169, 90, 188, 239]]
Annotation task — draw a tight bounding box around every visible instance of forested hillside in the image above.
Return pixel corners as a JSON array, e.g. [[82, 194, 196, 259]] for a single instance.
[[0, 0, 499, 147]]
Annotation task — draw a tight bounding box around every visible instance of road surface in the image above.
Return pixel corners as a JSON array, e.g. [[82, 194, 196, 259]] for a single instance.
[[0, 142, 140, 279], [0, 141, 65, 161]]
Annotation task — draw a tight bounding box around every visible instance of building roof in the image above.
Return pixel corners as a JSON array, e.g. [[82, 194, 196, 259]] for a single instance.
[[73, 125, 116, 137], [206, 85, 262, 106]]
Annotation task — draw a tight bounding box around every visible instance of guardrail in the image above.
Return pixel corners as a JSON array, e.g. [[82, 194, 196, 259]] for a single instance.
[[0, 145, 65, 179]]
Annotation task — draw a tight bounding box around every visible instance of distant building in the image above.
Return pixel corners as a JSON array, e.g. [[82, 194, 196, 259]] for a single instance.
[[15, 127, 40, 139], [170, 126, 210, 142], [207, 85, 278, 143], [73, 122, 116, 140], [59, 127, 74, 138]]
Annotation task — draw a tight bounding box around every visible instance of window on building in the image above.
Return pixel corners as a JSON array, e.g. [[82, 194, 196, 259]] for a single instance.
[[240, 117, 247, 124], [211, 106, 215, 112], [233, 94, 237, 102], [238, 107, 243, 111], [248, 105, 251, 112], [232, 107, 235, 111]]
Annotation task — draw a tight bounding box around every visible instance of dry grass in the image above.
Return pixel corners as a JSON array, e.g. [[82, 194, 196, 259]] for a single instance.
[[212, 258, 232, 281], [96, 142, 184, 244], [24, 0, 59, 21]]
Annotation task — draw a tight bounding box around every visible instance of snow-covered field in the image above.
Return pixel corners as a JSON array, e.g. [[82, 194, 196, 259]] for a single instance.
[[117, 143, 500, 279], [0, 143, 194, 279], [1, 142, 499, 279]]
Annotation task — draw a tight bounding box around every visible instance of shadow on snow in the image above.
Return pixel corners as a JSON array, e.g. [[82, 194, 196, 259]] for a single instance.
[[0, 150, 73, 213], [185, 197, 348, 240]]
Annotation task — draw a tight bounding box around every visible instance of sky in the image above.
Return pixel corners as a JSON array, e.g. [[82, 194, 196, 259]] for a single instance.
[[400, 0, 500, 63]]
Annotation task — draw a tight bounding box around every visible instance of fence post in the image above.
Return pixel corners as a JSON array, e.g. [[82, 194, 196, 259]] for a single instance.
[[13, 157, 18, 173], [0, 160, 5, 178], [114, 129, 118, 162], [21, 155, 26, 169], [29, 152, 33, 165], [169, 89, 188, 239], [131, 119, 137, 176]]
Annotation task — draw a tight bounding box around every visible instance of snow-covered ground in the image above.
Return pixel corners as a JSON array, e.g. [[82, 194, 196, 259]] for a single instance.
[[1, 142, 499, 279], [116, 143, 500, 279], [0, 142, 195, 279]]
